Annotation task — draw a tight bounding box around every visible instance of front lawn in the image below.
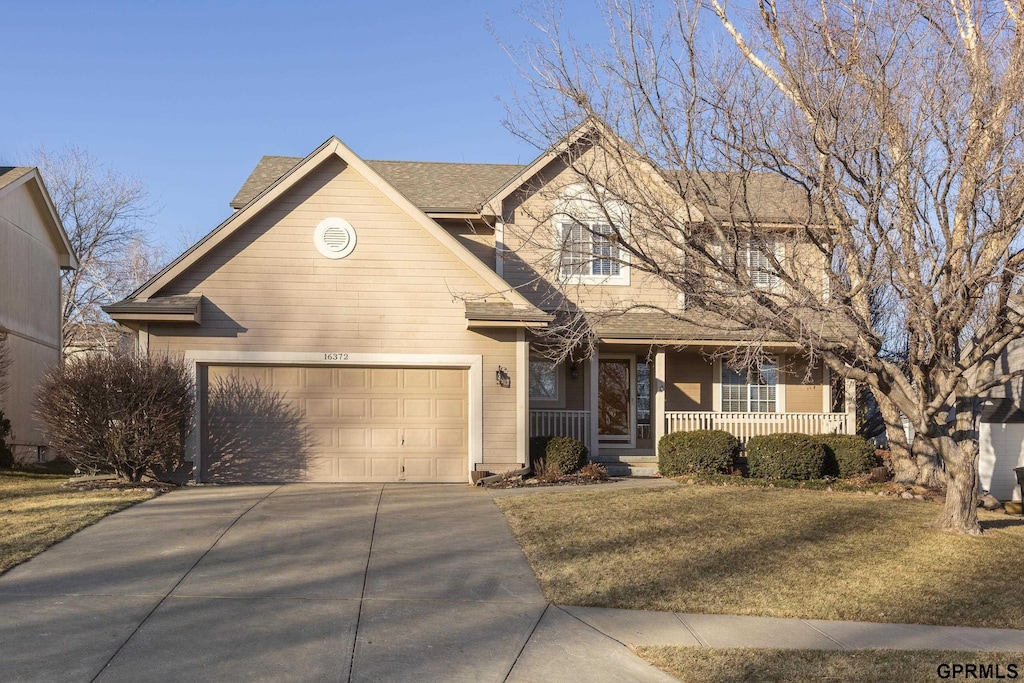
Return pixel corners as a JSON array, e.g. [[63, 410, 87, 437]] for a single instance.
[[0, 472, 158, 574], [634, 647, 1024, 683], [496, 485, 1024, 628]]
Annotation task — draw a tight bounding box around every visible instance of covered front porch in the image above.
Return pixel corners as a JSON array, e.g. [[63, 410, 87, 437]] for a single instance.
[[528, 343, 856, 462]]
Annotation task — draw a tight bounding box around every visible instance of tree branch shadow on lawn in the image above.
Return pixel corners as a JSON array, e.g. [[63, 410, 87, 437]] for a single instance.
[[514, 488, 1024, 627]]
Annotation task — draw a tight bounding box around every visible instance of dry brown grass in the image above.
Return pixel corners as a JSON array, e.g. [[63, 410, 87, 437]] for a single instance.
[[496, 485, 1024, 628], [0, 472, 156, 574], [634, 647, 1024, 683]]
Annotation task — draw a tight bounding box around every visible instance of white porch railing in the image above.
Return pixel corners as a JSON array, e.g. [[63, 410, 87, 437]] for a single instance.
[[530, 410, 591, 450], [665, 411, 848, 446]]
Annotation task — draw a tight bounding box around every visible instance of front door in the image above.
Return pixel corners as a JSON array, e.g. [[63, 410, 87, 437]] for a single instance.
[[598, 356, 634, 446]]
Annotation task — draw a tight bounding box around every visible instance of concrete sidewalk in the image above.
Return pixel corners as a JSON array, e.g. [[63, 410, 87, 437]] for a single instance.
[[562, 605, 1024, 652]]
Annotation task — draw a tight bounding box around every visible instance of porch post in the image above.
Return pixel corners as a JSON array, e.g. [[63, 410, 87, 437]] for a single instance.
[[588, 346, 600, 457], [844, 378, 857, 434], [653, 347, 666, 450]]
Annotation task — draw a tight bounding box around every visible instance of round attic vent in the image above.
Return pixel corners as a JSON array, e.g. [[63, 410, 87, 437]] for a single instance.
[[314, 217, 357, 259]]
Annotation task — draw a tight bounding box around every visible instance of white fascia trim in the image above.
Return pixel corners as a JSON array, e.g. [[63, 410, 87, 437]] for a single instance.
[[183, 350, 484, 484]]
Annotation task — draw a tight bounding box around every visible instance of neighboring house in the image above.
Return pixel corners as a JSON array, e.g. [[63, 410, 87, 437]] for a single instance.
[[978, 341, 1024, 502], [63, 322, 134, 360], [0, 167, 77, 463], [105, 126, 853, 483]]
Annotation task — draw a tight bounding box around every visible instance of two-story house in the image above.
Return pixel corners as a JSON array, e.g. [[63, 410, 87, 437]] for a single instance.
[[105, 124, 853, 483]]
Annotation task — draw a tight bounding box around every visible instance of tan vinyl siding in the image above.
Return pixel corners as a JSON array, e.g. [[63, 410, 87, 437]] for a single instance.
[[0, 184, 62, 456], [149, 156, 521, 469], [501, 145, 681, 312], [784, 355, 827, 413], [666, 350, 713, 411], [500, 140, 831, 313], [436, 219, 496, 271]]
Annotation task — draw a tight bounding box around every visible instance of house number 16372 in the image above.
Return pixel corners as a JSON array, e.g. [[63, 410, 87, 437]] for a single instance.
[[324, 353, 349, 361]]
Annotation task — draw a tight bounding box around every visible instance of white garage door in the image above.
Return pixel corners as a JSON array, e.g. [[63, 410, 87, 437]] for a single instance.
[[202, 365, 468, 483]]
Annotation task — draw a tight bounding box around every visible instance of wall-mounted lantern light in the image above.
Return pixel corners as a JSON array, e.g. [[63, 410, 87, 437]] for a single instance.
[[496, 366, 511, 388]]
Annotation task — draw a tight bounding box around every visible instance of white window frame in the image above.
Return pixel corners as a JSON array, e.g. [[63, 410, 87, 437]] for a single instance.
[[716, 237, 784, 292], [553, 185, 631, 286], [718, 358, 782, 414], [529, 358, 562, 405]]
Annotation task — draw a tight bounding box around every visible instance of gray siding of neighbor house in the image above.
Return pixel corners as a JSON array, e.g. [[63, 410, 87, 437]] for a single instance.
[[0, 183, 62, 461]]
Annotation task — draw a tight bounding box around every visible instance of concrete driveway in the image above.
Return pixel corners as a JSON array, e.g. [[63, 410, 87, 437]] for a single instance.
[[0, 484, 673, 682]]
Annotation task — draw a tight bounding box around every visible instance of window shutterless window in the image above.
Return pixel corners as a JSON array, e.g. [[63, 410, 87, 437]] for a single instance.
[[720, 238, 781, 290], [529, 360, 559, 401], [559, 221, 621, 278], [721, 362, 777, 413]]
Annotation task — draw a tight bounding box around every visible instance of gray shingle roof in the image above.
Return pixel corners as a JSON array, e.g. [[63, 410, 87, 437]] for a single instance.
[[103, 295, 202, 315], [0, 166, 34, 192], [588, 311, 793, 342], [230, 156, 526, 212], [465, 302, 554, 323], [662, 171, 823, 224]]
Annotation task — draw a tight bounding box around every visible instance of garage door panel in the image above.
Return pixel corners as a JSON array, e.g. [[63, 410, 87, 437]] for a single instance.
[[305, 368, 335, 387], [371, 428, 400, 448], [436, 399, 465, 419], [371, 399, 400, 418], [436, 428, 466, 449], [305, 398, 335, 418], [371, 369, 400, 388], [271, 366, 301, 387], [204, 365, 469, 483], [436, 370, 465, 389], [371, 458, 400, 478], [338, 398, 366, 418], [402, 369, 433, 389], [403, 398, 433, 418], [336, 368, 367, 387], [403, 428, 433, 449]]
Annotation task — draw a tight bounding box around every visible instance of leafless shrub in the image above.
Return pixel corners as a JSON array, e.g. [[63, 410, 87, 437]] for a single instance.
[[35, 350, 194, 481]]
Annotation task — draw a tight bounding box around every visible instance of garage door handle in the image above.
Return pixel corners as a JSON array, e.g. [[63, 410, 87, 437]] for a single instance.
[[401, 437, 404, 447]]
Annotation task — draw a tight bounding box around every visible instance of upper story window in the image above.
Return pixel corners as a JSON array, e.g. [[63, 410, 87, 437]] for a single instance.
[[743, 238, 780, 290], [559, 221, 621, 278], [722, 361, 777, 413], [554, 185, 630, 285]]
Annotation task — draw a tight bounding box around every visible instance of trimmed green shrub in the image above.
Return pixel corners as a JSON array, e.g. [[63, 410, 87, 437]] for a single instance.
[[544, 436, 588, 474], [746, 433, 826, 480], [819, 434, 879, 478], [658, 430, 740, 477], [0, 410, 12, 469], [529, 435, 555, 470]]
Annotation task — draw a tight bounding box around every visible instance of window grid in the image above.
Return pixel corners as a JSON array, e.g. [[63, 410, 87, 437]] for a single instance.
[[721, 362, 777, 413], [560, 222, 621, 278]]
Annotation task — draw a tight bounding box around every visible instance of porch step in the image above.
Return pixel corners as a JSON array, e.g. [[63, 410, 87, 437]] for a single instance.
[[603, 464, 660, 477], [592, 455, 658, 465]]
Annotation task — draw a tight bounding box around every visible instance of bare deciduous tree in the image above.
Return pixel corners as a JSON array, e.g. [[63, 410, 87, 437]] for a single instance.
[[34, 146, 161, 355], [504, 0, 1024, 534]]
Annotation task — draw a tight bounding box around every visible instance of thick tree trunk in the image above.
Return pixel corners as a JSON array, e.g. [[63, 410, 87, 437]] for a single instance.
[[878, 394, 917, 483], [912, 436, 946, 489], [932, 437, 981, 535]]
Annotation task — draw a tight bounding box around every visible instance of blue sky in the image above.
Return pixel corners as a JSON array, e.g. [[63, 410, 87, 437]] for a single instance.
[[0, 1, 603, 250]]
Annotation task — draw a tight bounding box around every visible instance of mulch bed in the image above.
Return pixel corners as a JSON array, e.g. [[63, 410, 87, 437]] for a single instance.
[[59, 479, 179, 494]]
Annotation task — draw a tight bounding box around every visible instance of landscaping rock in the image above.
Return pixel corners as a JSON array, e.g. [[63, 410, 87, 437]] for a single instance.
[[979, 494, 1003, 511], [901, 491, 914, 499]]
